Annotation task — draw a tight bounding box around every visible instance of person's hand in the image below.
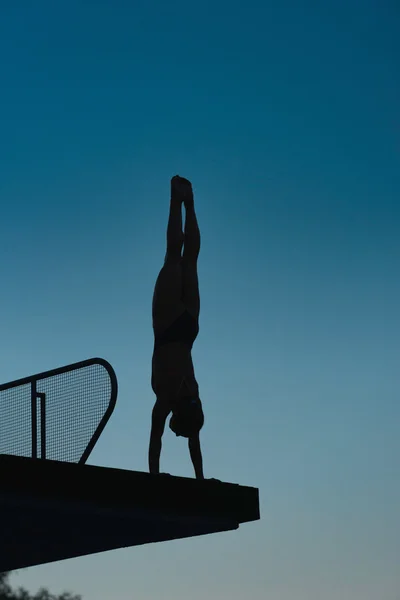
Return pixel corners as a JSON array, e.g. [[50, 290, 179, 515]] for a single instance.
[[171, 175, 193, 207]]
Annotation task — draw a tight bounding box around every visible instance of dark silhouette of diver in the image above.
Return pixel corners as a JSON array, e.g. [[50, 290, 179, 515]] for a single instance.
[[149, 175, 204, 479]]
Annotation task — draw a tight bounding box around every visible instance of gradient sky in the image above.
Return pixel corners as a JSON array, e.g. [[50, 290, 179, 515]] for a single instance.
[[1, 1, 399, 599]]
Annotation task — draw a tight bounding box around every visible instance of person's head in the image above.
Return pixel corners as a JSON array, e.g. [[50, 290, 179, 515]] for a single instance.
[[169, 396, 204, 438]]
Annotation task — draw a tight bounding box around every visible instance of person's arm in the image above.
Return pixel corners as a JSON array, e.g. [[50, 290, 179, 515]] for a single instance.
[[148, 401, 169, 475], [189, 433, 204, 480]]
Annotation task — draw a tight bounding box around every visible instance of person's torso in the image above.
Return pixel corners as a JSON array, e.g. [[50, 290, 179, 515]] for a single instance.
[[151, 343, 198, 397], [154, 309, 199, 350]]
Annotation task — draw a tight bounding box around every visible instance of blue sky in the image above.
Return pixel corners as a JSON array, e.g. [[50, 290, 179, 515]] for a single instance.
[[1, 0, 399, 598]]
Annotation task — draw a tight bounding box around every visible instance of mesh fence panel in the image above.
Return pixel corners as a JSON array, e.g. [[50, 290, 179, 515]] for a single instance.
[[0, 360, 116, 463], [0, 384, 32, 458]]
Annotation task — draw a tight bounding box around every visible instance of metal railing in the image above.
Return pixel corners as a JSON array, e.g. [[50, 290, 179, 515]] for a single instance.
[[0, 358, 117, 464]]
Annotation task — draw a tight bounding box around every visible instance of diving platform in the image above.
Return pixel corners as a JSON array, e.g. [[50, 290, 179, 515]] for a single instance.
[[0, 454, 260, 571], [0, 357, 260, 571]]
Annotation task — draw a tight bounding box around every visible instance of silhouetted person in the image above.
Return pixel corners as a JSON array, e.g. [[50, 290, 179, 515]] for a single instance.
[[149, 175, 204, 479]]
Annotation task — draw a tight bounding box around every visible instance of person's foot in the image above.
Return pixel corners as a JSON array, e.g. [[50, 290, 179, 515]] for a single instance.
[[171, 175, 184, 203], [171, 175, 194, 209]]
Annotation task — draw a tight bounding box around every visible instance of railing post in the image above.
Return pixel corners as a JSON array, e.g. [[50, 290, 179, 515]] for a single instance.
[[38, 393, 46, 460], [31, 381, 37, 459]]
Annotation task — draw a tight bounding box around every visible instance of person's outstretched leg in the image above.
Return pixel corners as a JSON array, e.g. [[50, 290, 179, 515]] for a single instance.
[[165, 177, 184, 262], [152, 177, 185, 332], [183, 204, 201, 262], [181, 180, 201, 319]]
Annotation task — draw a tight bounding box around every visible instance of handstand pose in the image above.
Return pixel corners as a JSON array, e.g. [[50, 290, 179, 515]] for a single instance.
[[149, 175, 204, 479]]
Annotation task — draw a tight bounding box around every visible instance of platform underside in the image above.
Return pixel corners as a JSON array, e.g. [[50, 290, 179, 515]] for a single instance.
[[0, 455, 260, 571]]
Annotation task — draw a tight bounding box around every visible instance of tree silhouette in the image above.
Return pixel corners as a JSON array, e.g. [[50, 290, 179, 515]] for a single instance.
[[0, 572, 81, 600]]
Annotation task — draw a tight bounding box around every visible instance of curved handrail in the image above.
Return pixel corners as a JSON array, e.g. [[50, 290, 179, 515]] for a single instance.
[[0, 358, 118, 464]]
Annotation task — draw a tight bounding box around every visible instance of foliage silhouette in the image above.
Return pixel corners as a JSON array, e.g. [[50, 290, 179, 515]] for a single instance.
[[0, 572, 81, 600]]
